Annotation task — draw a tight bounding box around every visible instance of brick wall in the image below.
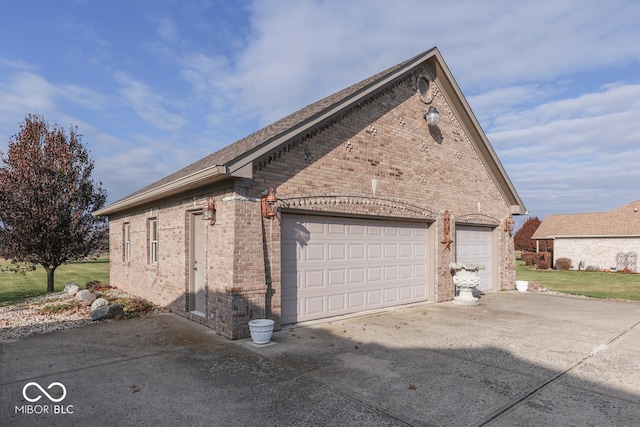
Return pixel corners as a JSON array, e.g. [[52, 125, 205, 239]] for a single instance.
[[106, 68, 517, 340], [250, 72, 515, 304], [555, 238, 640, 271]]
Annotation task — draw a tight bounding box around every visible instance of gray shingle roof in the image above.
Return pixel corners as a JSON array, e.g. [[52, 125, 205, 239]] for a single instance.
[[95, 46, 526, 217], [532, 200, 640, 238]]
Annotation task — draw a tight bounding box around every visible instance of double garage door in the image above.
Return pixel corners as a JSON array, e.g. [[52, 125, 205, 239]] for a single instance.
[[281, 215, 428, 324]]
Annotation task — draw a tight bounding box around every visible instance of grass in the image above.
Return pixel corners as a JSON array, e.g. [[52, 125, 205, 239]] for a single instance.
[[0, 256, 110, 304], [516, 261, 640, 301]]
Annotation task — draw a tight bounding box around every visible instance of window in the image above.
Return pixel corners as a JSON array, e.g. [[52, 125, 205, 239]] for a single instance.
[[148, 218, 158, 265], [123, 222, 131, 262]]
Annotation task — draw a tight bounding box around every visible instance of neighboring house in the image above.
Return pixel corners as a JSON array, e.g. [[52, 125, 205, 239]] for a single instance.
[[94, 47, 526, 339], [532, 200, 640, 271]]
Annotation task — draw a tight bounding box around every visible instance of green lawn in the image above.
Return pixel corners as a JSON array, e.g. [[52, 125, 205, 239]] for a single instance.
[[0, 256, 110, 304], [516, 262, 640, 301]]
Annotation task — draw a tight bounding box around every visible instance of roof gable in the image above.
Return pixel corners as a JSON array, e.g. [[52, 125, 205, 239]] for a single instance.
[[95, 47, 525, 216]]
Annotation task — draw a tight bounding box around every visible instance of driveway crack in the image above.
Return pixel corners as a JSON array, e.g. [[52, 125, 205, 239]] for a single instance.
[[470, 321, 640, 426]]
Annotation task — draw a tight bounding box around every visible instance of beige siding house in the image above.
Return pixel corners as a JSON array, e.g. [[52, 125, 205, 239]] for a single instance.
[[532, 200, 640, 271], [95, 47, 526, 339]]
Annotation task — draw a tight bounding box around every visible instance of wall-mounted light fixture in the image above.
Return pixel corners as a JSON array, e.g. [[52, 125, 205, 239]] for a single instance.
[[203, 196, 216, 225], [261, 187, 278, 219], [424, 106, 440, 125], [504, 217, 515, 236]]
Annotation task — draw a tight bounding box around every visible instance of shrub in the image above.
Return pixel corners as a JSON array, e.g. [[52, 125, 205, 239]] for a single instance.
[[537, 260, 550, 270], [522, 252, 552, 266], [555, 258, 572, 271], [39, 300, 83, 314], [585, 265, 601, 272], [521, 252, 537, 265]]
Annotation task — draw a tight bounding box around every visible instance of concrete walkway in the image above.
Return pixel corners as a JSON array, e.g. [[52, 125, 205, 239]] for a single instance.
[[1, 291, 639, 426]]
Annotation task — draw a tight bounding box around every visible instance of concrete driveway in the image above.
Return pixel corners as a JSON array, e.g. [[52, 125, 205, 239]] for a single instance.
[[1, 291, 639, 426]]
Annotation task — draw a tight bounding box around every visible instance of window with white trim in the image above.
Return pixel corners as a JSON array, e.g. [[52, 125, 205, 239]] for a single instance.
[[148, 218, 158, 265], [123, 222, 131, 262]]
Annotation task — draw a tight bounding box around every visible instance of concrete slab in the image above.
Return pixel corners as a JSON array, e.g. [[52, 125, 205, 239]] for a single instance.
[[2, 292, 639, 426]]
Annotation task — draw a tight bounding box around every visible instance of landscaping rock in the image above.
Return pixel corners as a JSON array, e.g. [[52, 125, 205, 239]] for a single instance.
[[91, 304, 124, 321], [91, 297, 110, 310], [76, 289, 98, 306], [65, 283, 80, 296], [85, 281, 100, 292]]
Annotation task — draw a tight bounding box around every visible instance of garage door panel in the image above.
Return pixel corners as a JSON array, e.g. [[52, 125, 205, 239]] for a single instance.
[[306, 244, 325, 261], [368, 244, 382, 258], [367, 289, 382, 305], [348, 292, 365, 309], [368, 225, 382, 236], [385, 244, 398, 258], [349, 244, 365, 259], [349, 267, 365, 283], [384, 288, 398, 303], [281, 215, 429, 324], [399, 285, 413, 300], [327, 294, 345, 312], [384, 266, 398, 280], [305, 297, 325, 316], [367, 266, 382, 282], [328, 223, 345, 235], [399, 265, 412, 279], [328, 243, 346, 260], [349, 224, 365, 235], [328, 269, 346, 286], [304, 270, 324, 289]]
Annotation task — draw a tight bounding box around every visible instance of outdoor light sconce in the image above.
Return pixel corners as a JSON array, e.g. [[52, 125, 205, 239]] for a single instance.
[[424, 106, 440, 125], [261, 187, 278, 219], [504, 217, 515, 236], [203, 196, 216, 225]]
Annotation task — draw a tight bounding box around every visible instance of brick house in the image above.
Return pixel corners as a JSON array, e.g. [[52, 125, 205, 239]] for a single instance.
[[95, 47, 526, 339], [532, 200, 640, 271]]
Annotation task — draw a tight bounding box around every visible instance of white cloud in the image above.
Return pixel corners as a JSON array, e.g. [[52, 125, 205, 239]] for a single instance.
[[114, 71, 186, 132]]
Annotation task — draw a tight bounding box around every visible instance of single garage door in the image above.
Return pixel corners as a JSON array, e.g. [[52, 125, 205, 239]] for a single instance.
[[455, 225, 493, 292], [281, 215, 428, 324]]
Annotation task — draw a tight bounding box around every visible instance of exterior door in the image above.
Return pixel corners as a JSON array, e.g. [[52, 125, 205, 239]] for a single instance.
[[190, 212, 206, 316], [281, 214, 428, 324], [455, 225, 493, 292]]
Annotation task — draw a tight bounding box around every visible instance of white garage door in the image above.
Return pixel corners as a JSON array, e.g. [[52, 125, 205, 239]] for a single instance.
[[455, 226, 493, 292], [281, 215, 428, 324]]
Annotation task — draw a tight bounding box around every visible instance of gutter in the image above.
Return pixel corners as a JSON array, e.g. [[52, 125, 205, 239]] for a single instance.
[[534, 234, 640, 239]]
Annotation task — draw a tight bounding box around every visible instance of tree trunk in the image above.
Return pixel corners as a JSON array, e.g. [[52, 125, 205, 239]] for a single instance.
[[45, 266, 56, 292]]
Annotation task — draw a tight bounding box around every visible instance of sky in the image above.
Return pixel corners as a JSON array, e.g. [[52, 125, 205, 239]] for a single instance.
[[1, 0, 639, 228]]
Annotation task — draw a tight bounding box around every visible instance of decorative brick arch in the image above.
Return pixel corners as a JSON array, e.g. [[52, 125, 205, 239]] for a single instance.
[[455, 213, 500, 227], [279, 194, 437, 221]]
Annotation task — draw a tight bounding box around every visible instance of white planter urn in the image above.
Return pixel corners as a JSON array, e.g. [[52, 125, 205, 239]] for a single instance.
[[450, 263, 485, 307], [248, 319, 275, 345], [515, 280, 529, 292]]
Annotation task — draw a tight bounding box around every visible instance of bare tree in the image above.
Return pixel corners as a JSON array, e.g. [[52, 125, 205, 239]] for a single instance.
[[0, 115, 108, 292]]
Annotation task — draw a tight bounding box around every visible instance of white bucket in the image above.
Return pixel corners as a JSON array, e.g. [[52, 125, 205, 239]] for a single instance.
[[515, 280, 529, 292], [248, 319, 275, 344]]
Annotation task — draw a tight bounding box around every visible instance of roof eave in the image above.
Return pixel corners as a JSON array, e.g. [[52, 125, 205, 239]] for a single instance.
[[93, 165, 228, 216], [534, 234, 640, 239]]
